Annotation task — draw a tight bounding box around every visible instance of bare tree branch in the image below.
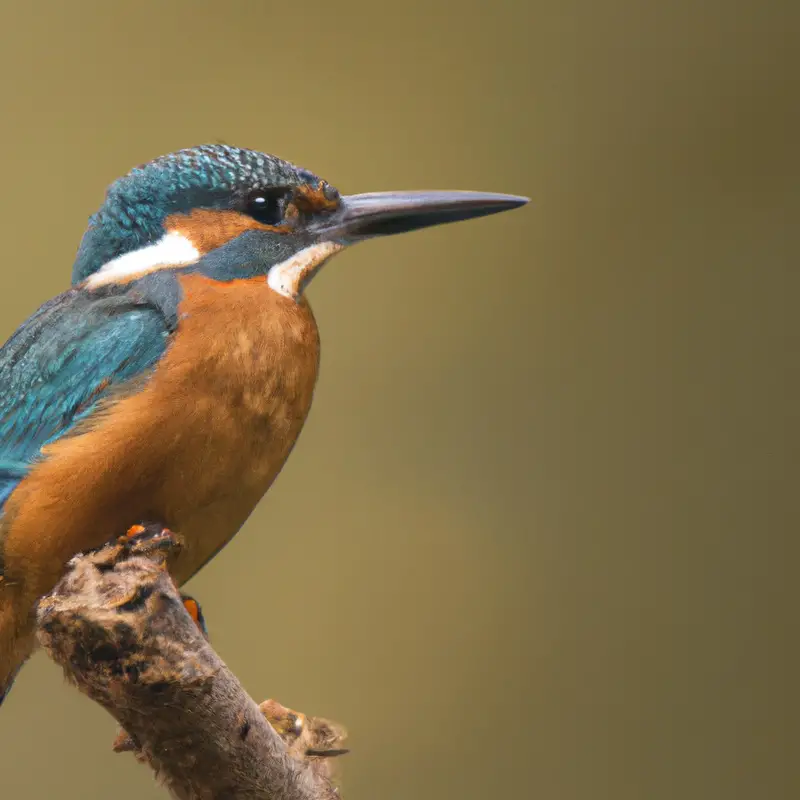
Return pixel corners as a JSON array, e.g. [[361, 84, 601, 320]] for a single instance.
[[36, 536, 344, 800]]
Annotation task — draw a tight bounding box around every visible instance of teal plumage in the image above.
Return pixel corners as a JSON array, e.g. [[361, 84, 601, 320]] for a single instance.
[[72, 145, 319, 283], [0, 287, 175, 512]]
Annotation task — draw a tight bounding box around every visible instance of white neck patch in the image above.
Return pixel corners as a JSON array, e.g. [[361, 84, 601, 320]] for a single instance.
[[267, 241, 344, 300], [85, 232, 343, 298], [86, 232, 200, 288]]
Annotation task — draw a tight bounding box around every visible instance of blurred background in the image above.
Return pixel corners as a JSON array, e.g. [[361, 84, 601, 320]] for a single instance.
[[0, 1, 796, 798]]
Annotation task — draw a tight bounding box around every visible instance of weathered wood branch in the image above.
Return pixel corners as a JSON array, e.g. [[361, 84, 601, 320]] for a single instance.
[[36, 536, 344, 800]]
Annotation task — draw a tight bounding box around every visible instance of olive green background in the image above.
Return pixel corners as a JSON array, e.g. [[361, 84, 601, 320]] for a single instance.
[[0, 1, 796, 798]]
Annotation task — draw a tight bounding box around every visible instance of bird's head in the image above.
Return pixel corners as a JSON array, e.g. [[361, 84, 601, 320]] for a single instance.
[[73, 145, 528, 299]]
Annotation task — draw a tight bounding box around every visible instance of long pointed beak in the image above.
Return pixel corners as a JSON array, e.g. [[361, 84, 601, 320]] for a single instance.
[[313, 190, 530, 241]]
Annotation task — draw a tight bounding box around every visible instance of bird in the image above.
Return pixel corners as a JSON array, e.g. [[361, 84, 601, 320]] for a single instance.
[[0, 144, 528, 706]]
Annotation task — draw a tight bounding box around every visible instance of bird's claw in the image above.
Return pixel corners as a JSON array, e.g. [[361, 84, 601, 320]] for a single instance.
[[179, 593, 208, 638], [116, 522, 184, 565]]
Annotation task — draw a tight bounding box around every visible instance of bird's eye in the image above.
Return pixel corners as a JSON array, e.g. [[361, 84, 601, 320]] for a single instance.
[[245, 189, 289, 226]]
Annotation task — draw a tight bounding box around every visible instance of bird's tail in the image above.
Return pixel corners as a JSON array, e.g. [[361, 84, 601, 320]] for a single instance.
[[0, 665, 20, 707], [0, 592, 33, 708]]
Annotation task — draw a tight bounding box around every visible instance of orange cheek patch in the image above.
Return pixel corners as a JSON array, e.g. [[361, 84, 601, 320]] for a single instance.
[[291, 183, 340, 214], [164, 209, 292, 254]]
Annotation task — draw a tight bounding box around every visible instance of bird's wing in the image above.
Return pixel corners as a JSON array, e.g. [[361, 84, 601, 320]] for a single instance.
[[0, 286, 173, 508]]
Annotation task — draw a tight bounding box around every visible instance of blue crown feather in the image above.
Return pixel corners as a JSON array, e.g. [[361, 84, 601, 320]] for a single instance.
[[72, 145, 319, 283]]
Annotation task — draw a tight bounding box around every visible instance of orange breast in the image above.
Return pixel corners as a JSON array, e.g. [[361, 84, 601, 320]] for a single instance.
[[0, 274, 320, 602]]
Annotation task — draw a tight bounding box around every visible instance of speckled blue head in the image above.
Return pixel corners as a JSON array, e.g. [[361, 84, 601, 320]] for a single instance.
[[72, 145, 528, 299], [72, 145, 322, 284]]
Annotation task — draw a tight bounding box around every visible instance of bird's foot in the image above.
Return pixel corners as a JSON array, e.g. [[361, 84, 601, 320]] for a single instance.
[[179, 593, 208, 638], [115, 522, 185, 567], [116, 527, 205, 636], [80, 523, 182, 575], [118, 527, 205, 634]]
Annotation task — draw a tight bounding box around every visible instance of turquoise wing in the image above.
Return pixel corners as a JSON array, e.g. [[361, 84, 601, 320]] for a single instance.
[[0, 286, 174, 508]]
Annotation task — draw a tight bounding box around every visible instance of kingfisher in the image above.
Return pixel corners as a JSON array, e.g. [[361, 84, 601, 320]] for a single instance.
[[0, 145, 527, 706]]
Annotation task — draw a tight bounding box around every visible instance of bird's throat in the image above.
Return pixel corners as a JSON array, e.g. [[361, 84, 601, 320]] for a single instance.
[[267, 241, 344, 300]]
